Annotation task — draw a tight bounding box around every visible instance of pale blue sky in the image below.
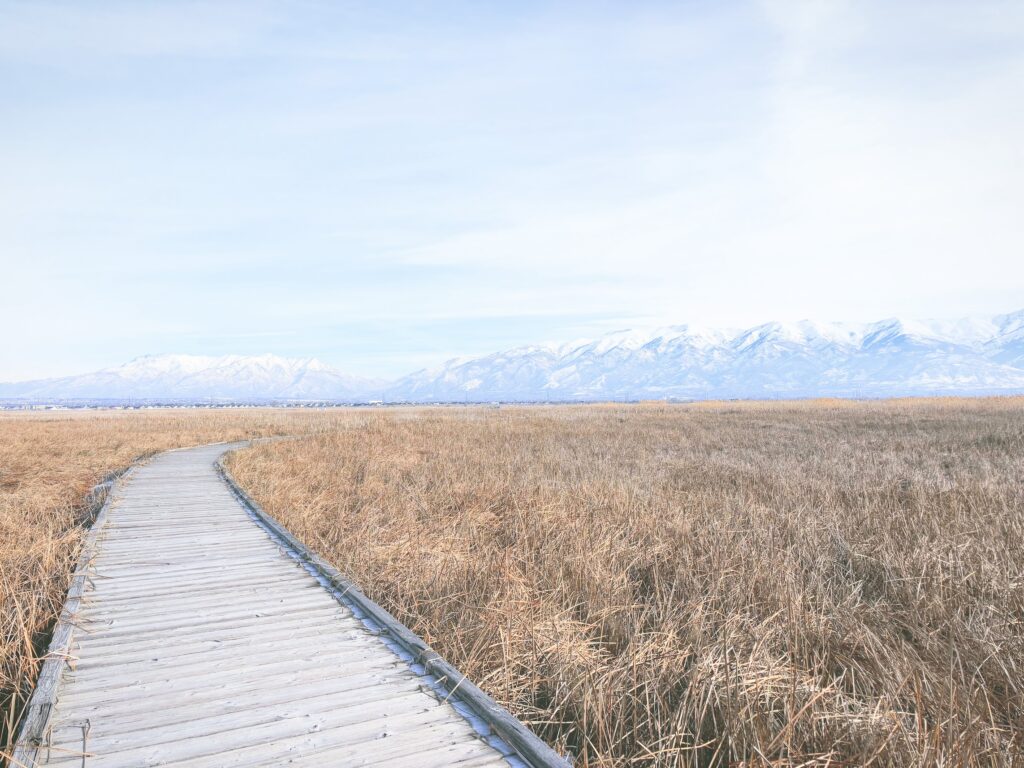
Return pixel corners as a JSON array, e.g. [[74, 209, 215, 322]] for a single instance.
[[2, 0, 1023, 380]]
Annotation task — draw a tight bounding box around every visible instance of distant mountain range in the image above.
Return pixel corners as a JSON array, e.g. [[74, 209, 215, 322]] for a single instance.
[[3, 310, 1024, 404], [394, 311, 1024, 401], [0, 354, 386, 403]]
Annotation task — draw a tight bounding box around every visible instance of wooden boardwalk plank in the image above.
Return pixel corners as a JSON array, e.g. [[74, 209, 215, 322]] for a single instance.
[[13, 443, 561, 767]]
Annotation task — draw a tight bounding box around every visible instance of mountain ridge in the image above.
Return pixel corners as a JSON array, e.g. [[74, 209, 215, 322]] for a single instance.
[[384, 310, 1024, 402], [0, 353, 387, 402], [3, 310, 1024, 403]]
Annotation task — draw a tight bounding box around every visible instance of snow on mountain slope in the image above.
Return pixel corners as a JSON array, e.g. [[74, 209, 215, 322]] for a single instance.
[[989, 310, 1024, 367], [5, 311, 1024, 404], [0, 354, 387, 401], [385, 310, 1024, 401]]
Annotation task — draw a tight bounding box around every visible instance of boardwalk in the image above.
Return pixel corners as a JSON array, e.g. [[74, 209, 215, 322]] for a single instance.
[[14, 443, 561, 767]]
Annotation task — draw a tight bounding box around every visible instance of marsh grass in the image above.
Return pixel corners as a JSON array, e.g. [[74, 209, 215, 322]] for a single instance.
[[226, 400, 1024, 766], [2, 401, 1022, 766]]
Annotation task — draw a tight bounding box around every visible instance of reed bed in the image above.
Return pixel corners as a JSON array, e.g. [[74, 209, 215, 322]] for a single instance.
[[3, 401, 1022, 766], [224, 399, 1024, 766], [0, 408, 346, 758]]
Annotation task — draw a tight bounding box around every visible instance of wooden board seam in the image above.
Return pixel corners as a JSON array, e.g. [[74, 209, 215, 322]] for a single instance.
[[216, 451, 571, 768]]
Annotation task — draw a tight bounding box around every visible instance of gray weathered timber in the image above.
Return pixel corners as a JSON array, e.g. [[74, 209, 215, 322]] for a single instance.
[[217, 454, 568, 768], [13, 443, 567, 768]]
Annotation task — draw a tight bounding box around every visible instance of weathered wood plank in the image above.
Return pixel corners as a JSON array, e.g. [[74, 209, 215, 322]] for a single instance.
[[13, 442, 565, 767], [10, 468, 130, 767]]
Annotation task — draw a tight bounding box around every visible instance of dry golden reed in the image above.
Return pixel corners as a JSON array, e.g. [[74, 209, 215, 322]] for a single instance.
[[2, 400, 1022, 766], [226, 399, 1024, 767]]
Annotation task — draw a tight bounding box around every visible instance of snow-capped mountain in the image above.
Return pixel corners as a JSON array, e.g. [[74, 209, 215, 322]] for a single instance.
[[385, 310, 1024, 401], [0, 354, 386, 402], [4, 311, 1024, 404]]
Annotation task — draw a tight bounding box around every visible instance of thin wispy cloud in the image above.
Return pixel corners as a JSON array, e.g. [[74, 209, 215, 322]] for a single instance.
[[1, 1, 1021, 379]]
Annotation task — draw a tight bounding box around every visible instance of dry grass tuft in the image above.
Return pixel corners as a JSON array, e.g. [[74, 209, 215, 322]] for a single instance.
[[225, 399, 1024, 766]]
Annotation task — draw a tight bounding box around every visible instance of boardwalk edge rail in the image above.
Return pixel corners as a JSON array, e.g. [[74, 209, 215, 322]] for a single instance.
[[11, 463, 139, 767], [216, 453, 571, 768]]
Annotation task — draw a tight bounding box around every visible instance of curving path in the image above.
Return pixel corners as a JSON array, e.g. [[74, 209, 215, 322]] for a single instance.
[[13, 443, 558, 767]]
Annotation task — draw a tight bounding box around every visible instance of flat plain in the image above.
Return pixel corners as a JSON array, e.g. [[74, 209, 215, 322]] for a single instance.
[[2, 400, 1022, 766]]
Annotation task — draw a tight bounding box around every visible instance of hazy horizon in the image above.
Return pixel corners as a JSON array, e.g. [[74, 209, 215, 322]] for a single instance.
[[2, 307, 1022, 406], [0, 305, 1021, 383]]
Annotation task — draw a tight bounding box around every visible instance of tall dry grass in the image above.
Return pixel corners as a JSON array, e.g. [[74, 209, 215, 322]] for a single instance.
[[225, 400, 1024, 766], [0, 408, 347, 758]]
